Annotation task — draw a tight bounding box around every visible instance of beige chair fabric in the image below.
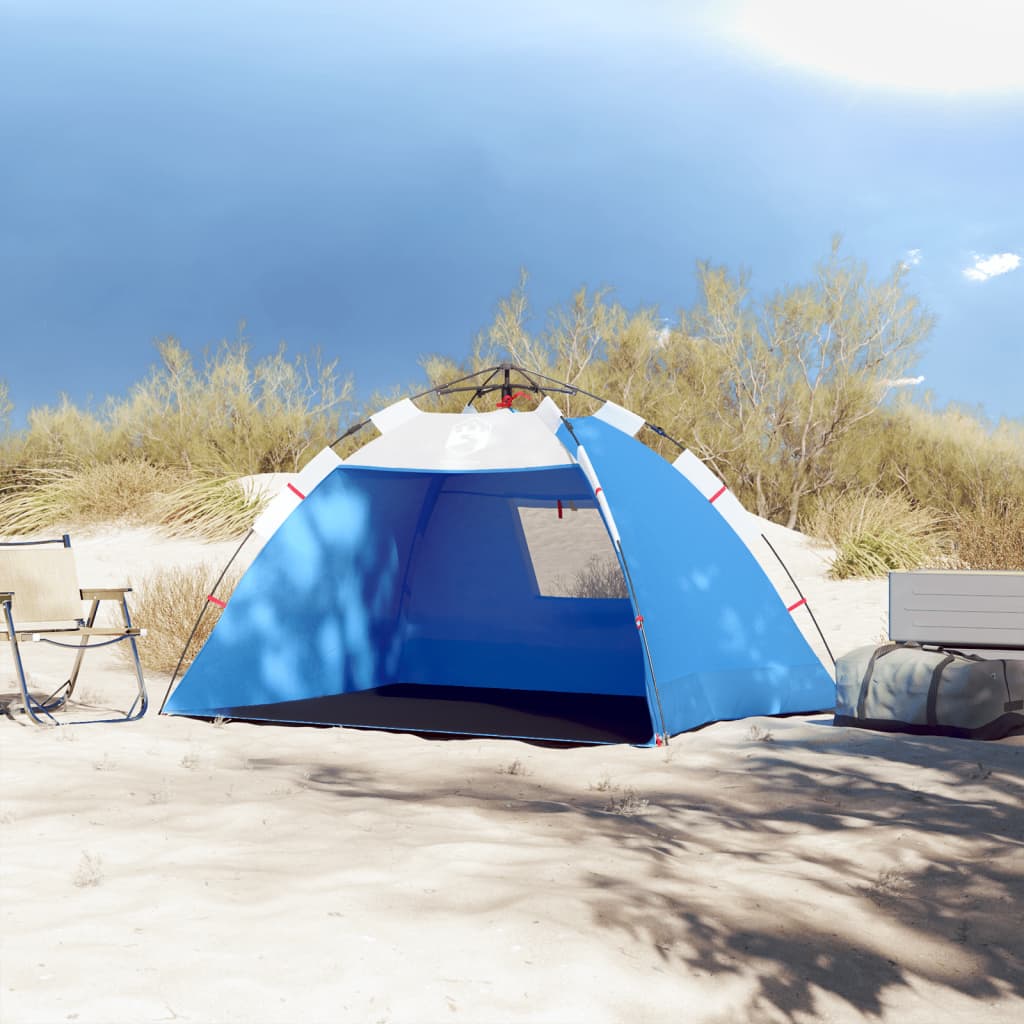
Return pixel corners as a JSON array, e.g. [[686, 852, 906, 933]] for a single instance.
[[0, 546, 84, 625]]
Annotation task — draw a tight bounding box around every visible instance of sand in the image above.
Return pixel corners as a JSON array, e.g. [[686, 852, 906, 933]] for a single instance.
[[1, 520, 1022, 1023]]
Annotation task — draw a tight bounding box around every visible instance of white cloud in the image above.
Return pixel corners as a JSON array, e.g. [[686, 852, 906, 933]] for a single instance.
[[722, 0, 1024, 94], [963, 252, 1022, 282], [902, 248, 922, 269]]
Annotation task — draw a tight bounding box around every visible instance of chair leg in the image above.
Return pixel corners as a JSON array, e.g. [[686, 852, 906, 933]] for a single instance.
[[3, 597, 147, 726], [3, 603, 56, 727], [64, 598, 101, 703], [56, 596, 147, 724], [118, 595, 148, 722]]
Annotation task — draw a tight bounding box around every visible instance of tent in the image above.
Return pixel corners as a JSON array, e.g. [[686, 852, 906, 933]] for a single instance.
[[162, 369, 834, 744]]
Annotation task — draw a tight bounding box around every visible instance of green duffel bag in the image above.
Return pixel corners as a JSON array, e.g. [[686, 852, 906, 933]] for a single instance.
[[834, 642, 1024, 740]]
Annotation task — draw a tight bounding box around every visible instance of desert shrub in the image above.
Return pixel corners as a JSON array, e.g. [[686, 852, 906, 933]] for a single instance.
[[952, 494, 1024, 570], [807, 490, 951, 579], [0, 337, 351, 483], [125, 560, 242, 673], [119, 337, 350, 474], [835, 403, 1024, 570], [0, 461, 183, 537], [158, 476, 268, 541], [474, 248, 932, 528]]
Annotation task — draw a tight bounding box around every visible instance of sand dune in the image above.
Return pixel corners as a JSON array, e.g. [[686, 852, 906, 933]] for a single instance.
[[1, 521, 1021, 1023]]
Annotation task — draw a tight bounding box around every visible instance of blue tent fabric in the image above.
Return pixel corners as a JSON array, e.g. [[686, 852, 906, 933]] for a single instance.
[[558, 417, 834, 737], [164, 412, 834, 744]]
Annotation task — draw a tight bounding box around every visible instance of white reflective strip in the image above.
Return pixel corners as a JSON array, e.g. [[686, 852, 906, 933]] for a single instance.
[[534, 396, 564, 434], [252, 448, 342, 541], [593, 400, 644, 437], [293, 447, 342, 495], [673, 449, 722, 499], [252, 490, 300, 540], [370, 398, 422, 434], [714, 490, 762, 547], [673, 450, 761, 547], [575, 445, 622, 545]]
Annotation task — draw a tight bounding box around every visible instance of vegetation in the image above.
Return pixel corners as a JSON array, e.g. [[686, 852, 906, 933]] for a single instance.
[[806, 491, 951, 580], [1, 247, 1021, 576], [125, 561, 242, 674], [0, 334, 348, 537]]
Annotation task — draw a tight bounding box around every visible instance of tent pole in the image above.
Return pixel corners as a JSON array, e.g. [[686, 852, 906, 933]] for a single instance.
[[158, 530, 255, 714], [759, 532, 836, 668]]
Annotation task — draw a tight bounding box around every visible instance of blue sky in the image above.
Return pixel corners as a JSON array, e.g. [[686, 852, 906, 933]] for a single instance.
[[1, 0, 1021, 425]]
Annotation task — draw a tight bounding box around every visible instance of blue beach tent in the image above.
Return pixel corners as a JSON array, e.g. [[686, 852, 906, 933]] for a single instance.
[[162, 369, 834, 744]]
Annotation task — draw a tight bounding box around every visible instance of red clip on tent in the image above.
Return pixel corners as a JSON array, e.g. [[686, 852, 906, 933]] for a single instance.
[[162, 367, 833, 744]]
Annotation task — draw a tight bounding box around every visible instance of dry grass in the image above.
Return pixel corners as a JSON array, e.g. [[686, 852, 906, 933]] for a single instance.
[[952, 495, 1024, 571], [158, 476, 267, 541], [807, 490, 952, 579], [0, 461, 182, 536], [125, 560, 242, 673]]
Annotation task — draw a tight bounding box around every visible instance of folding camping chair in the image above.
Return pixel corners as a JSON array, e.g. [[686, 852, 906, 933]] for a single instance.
[[0, 535, 147, 725]]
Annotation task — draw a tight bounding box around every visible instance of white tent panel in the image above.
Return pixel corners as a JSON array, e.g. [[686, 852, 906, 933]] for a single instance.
[[593, 400, 645, 437], [370, 398, 423, 434], [346, 408, 575, 471], [534, 396, 565, 434]]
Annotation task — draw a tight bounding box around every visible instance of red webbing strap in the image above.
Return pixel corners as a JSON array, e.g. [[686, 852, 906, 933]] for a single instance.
[[207, 595, 227, 609], [787, 597, 807, 613], [287, 482, 306, 500], [709, 484, 727, 504]]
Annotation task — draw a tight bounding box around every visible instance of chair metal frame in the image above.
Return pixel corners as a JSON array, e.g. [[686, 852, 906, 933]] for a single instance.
[[1, 535, 147, 725]]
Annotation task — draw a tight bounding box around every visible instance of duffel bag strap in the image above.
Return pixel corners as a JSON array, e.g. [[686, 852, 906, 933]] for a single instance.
[[856, 643, 906, 719], [926, 654, 956, 726]]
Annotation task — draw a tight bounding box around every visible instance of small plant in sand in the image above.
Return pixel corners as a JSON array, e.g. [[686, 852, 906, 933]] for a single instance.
[[180, 747, 200, 771], [498, 758, 529, 776], [865, 866, 909, 903], [747, 723, 774, 743], [122, 560, 241, 673], [606, 787, 649, 817], [72, 852, 104, 888], [588, 774, 613, 792]]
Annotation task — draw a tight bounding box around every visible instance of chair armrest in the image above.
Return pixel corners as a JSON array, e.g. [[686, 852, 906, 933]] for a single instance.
[[80, 587, 133, 599], [0, 591, 13, 604]]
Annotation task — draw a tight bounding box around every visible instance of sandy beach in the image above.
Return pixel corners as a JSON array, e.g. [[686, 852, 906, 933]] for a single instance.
[[1, 522, 1021, 1023]]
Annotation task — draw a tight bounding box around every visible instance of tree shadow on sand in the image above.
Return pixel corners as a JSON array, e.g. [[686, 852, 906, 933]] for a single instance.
[[240, 728, 1023, 1021]]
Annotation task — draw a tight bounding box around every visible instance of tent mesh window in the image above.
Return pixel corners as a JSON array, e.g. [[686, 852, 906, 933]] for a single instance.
[[516, 504, 627, 598]]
